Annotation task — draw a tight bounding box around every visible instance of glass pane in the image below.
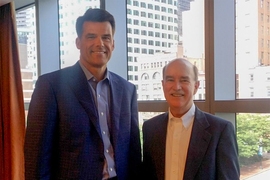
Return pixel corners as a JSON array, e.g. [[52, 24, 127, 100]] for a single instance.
[[16, 6, 37, 103], [236, 0, 270, 99], [58, 0, 100, 68], [127, 0, 205, 101], [237, 113, 270, 179]]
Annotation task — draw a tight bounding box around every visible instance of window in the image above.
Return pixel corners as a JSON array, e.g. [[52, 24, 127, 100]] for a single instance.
[[128, 56, 133, 62], [141, 12, 146, 17], [128, 47, 133, 52], [141, 30, 147, 35], [133, 10, 139, 16], [133, 1, 139, 6], [128, 66, 133, 71], [162, 42, 167, 47], [20, 2, 270, 179], [134, 38, 139, 44], [128, 75, 133, 80], [134, 29, 139, 34], [141, 73, 149, 80], [141, 2, 146, 8], [133, 19, 139, 25], [127, 9, 132, 14], [155, 14, 160, 20], [148, 31, 154, 36], [161, 15, 167, 21], [161, 7, 166, 12], [142, 48, 147, 54], [162, 33, 167, 38], [141, 21, 147, 26], [134, 48, 140, 53], [127, 18, 132, 24], [16, 5, 37, 103], [162, 24, 167, 30]]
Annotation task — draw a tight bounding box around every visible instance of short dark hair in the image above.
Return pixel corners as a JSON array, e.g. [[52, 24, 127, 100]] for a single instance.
[[162, 58, 199, 82], [75, 8, 115, 37]]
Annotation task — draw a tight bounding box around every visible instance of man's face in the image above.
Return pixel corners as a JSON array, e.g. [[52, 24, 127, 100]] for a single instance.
[[76, 21, 114, 69], [162, 60, 199, 117]]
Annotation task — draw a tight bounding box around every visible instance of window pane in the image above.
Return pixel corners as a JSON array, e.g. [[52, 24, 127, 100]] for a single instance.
[[139, 111, 164, 126], [127, 0, 205, 101], [16, 6, 37, 103], [58, 0, 100, 68], [236, 0, 270, 99], [237, 113, 270, 179]]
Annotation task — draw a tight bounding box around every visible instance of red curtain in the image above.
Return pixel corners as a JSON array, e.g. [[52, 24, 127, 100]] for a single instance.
[[0, 2, 25, 180]]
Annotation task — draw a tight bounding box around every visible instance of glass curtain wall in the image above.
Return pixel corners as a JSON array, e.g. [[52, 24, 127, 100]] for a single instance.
[[127, 0, 205, 102]]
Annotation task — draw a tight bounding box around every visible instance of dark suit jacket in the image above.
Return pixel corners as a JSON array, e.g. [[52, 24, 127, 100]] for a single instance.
[[25, 62, 142, 180], [142, 107, 240, 180]]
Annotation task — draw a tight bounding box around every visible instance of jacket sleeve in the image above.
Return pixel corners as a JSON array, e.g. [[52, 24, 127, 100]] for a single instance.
[[216, 122, 240, 180], [24, 75, 58, 180], [128, 84, 143, 180]]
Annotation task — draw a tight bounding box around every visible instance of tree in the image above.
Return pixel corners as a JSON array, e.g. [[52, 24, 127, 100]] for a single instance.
[[237, 113, 270, 166]]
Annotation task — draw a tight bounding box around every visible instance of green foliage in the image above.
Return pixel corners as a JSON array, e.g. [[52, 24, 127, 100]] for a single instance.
[[237, 113, 270, 165]]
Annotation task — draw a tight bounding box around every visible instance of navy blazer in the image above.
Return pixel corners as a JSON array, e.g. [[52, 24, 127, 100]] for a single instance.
[[142, 107, 240, 180], [25, 62, 142, 180]]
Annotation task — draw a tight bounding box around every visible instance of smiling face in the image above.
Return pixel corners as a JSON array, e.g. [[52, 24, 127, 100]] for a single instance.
[[162, 59, 199, 117], [76, 21, 114, 73]]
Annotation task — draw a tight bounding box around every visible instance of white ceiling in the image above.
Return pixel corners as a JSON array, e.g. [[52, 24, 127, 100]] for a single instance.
[[0, 0, 34, 9], [14, 0, 34, 9]]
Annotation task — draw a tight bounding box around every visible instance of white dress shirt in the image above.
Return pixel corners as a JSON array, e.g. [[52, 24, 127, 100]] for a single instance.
[[165, 103, 195, 180]]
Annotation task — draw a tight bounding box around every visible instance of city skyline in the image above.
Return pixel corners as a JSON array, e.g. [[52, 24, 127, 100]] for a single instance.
[[16, 0, 270, 103]]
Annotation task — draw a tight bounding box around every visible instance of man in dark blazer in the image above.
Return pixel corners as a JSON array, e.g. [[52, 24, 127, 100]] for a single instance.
[[142, 58, 240, 180], [25, 9, 141, 180]]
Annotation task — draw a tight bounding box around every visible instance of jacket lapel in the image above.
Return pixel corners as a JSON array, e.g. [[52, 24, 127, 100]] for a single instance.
[[158, 113, 169, 180], [183, 108, 212, 180], [67, 62, 101, 138]]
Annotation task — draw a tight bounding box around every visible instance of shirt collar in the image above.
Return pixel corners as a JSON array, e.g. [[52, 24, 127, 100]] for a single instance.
[[79, 61, 110, 81], [168, 103, 195, 128]]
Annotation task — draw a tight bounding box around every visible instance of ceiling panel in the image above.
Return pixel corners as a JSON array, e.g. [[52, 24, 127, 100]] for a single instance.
[[14, 0, 34, 9]]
